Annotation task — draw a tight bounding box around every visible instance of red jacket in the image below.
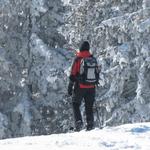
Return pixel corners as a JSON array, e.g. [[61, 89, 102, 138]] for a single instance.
[[70, 51, 95, 88]]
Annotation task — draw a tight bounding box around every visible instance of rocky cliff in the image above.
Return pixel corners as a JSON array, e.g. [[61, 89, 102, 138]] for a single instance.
[[61, 0, 150, 126], [0, 0, 150, 139]]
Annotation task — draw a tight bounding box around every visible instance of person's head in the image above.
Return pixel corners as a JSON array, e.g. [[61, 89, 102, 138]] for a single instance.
[[79, 41, 90, 51]]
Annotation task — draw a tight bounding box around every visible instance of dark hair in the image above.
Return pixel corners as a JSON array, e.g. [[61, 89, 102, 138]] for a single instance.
[[79, 41, 90, 51]]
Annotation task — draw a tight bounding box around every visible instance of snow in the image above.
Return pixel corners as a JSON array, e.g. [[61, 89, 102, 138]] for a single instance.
[[0, 113, 8, 139], [0, 122, 150, 150], [61, 0, 71, 5], [31, 0, 47, 16], [137, 18, 150, 33]]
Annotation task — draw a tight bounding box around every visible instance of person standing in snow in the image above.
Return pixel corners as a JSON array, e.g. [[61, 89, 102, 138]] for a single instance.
[[68, 41, 100, 131]]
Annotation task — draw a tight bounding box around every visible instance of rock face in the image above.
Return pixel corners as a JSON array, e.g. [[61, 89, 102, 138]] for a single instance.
[[0, 0, 71, 138], [61, 0, 150, 126], [0, 0, 150, 139]]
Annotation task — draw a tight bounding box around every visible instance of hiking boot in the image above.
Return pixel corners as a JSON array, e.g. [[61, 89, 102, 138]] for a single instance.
[[75, 120, 83, 132], [86, 126, 94, 131], [86, 122, 94, 131]]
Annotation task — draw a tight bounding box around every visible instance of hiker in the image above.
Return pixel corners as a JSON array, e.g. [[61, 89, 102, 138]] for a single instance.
[[68, 41, 100, 131]]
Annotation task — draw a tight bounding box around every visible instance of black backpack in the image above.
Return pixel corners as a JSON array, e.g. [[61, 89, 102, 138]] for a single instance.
[[79, 56, 99, 85]]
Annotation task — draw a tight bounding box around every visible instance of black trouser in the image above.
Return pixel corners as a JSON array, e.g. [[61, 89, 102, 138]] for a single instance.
[[72, 86, 95, 129]]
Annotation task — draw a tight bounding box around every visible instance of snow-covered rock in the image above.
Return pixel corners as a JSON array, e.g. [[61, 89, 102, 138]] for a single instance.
[[60, 0, 150, 127], [0, 0, 150, 139]]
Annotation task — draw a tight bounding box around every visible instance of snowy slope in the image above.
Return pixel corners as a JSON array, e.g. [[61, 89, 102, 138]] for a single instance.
[[0, 122, 150, 150]]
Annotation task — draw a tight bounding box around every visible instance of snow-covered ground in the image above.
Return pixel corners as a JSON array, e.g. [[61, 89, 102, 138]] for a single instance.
[[0, 122, 150, 150]]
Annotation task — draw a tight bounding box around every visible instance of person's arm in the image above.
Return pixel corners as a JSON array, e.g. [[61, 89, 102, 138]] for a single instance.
[[68, 58, 78, 95], [70, 57, 79, 81]]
